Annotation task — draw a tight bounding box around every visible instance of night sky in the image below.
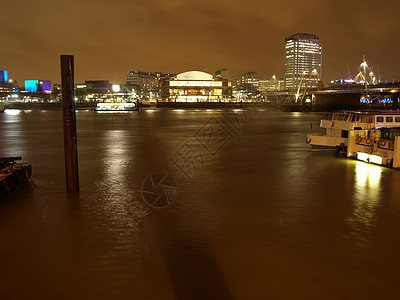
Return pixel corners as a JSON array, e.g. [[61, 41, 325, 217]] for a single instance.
[[2, 0, 400, 86]]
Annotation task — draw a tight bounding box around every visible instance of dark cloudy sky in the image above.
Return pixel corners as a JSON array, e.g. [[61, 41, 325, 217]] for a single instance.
[[1, 0, 400, 85]]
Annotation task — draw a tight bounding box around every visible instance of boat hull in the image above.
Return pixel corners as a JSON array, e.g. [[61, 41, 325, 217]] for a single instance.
[[306, 134, 347, 150]]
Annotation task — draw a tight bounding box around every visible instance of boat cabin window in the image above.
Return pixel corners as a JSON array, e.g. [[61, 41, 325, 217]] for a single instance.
[[381, 128, 400, 140], [386, 116, 394, 123], [333, 114, 345, 120], [343, 115, 349, 121], [350, 115, 355, 122], [376, 116, 384, 122], [396, 117, 400, 123], [356, 115, 360, 122]]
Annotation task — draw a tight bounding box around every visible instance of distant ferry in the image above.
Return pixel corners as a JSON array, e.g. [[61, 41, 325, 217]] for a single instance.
[[95, 102, 137, 111], [306, 111, 400, 150]]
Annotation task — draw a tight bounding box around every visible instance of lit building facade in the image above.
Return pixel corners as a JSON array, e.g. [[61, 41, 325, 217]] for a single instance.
[[0, 70, 8, 83], [284, 33, 322, 90], [85, 80, 110, 92], [126, 70, 158, 94], [215, 69, 229, 80], [126, 70, 177, 100], [24, 80, 51, 93], [259, 77, 284, 92], [74, 80, 139, 102], [230, 72, 260, 100], [0, 70, 20, 100], [160, 71, 231, 102]]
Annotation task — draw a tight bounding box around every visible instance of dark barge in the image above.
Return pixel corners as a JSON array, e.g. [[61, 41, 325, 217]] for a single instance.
[[0, 157, 32, 198]]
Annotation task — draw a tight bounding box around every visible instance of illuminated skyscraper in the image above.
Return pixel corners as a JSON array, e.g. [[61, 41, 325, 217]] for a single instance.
[[284, 33, 322, 90]]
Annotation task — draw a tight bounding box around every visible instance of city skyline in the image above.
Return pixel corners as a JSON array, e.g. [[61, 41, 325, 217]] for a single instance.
[[1, 0, 400, 85]]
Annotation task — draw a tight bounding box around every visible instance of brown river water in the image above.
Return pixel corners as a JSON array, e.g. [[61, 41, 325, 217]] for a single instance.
[[1, 107, 400, 299]]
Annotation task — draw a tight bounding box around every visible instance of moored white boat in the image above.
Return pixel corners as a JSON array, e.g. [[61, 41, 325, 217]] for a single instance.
[[347, 127, 400, 168], [306, 111, 400, 150], [95, 102, 137, 111]]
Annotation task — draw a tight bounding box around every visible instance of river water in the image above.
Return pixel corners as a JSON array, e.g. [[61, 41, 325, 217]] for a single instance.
[[1, 107, 400, 299]]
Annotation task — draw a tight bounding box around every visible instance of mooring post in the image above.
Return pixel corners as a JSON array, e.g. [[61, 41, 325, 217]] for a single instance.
[[392, 93, 399, 110], [61, 55, 79, 192]]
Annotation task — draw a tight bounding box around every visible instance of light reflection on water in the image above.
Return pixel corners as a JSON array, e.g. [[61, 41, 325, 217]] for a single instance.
[[93, 129, 149, 235], [348, 162, 382, 231], [4, 109, 22, 115], [102, 130, 129, 183]]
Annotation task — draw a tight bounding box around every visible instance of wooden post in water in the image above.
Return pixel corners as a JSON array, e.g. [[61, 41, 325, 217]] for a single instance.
[[392, 92, 399, 110], [61, 55, 79, 192]]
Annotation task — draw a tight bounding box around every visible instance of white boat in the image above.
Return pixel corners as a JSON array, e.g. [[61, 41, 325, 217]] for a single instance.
[[306, 111, 400, 150], [95, 102, 137, 111], [347, 127, 400, 168]]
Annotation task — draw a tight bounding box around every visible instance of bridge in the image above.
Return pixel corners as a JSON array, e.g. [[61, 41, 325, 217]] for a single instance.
[[266, 82, 400, 111]]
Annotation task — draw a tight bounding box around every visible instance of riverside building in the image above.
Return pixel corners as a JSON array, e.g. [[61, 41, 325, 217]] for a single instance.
[[284, 33, 322, 90], [160, 71, 231, 102], [230, 72, 260, 100], [126, 70, 158, 94], [24, 80, 51, 93], [126, 70, 176, 100], [259, 76, 284, 93], [0, 70, 20, 100], [0, 70, 8, 83]]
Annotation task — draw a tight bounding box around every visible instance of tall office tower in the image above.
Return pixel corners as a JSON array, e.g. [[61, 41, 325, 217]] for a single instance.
[[284, 33, 322, 90]]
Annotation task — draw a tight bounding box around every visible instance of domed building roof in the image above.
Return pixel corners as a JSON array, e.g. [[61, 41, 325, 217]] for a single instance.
[[176, 71, 213, 81]]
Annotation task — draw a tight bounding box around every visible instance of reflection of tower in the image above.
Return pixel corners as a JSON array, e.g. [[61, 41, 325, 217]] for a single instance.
[[284, 33, 322, 90]]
